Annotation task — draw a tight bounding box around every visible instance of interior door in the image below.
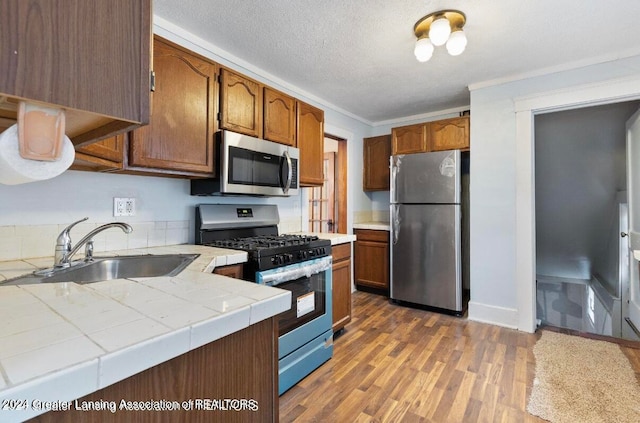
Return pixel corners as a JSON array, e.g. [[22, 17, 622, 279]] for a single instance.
[[626, 108, 640, 336], [308, 152, 336, 233]]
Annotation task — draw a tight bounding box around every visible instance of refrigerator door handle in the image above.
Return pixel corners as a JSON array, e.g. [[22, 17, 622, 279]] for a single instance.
[[390, 156, 396, 204], [391, 204, 400, 245]]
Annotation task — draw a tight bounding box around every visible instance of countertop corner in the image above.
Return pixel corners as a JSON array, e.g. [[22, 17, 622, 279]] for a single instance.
[[352, 221, 390, 231]]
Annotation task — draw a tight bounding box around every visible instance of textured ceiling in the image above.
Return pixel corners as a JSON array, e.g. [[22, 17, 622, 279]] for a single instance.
[[153, 0, 640, 124]]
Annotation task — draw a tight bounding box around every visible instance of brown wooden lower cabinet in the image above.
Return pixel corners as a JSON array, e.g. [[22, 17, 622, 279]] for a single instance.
[[354, 229, 389, 292], [32, 318, 279, 423], [331, 243, 352, 333], [213, 263, 244, 279]]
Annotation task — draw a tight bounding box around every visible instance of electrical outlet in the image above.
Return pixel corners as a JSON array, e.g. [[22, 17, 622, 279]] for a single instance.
[[114, 197, 136, 216]]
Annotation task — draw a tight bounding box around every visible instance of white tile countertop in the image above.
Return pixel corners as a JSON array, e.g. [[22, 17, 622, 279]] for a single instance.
[[0, 245, 290, 423], [290, 232, 356, 245], [352, 222, 391, 231]]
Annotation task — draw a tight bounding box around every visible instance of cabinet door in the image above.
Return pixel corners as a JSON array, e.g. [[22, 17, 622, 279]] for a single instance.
[[363, 135, 391, 191], [0, 0, 151, 144], [76, 135, 124, 163], [219, 69, 262, 138], [128, 37, 216, 175], [297, 101, 325, 186], [73, 134, 124, 172], [355, 239, 389, 290], [391, 123, 429, 155], [332, 258, 352, 332], [264, 87, 296, 146], [430, 116, 470, 151], [332, 243, 352, 333]]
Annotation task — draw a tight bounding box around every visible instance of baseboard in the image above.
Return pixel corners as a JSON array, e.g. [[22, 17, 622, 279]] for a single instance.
[[468, 301, 519, 329]]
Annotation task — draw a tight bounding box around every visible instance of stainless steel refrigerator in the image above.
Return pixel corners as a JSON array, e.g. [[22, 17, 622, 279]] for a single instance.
[[390, 150, 466, 314]]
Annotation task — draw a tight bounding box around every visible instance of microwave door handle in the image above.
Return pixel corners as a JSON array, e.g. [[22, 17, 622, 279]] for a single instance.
[[282, 150, 292, 194]]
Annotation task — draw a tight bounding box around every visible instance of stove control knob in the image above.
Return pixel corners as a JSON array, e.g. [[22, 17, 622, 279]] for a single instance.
[[284, 253, 292, 263], [309, 249, 315, 257]]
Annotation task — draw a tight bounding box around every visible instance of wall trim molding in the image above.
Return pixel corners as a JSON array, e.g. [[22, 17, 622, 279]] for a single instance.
[[371, 105, 470, 128], [468, 301, 519, 330], [469, 50, 640, 92]]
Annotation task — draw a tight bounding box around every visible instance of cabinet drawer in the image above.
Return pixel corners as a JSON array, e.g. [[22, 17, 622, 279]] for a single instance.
[[332, 243, 351, 262], [354, 229, 389, 243]]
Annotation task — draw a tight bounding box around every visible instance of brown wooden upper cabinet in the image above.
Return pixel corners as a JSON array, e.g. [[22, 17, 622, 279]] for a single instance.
[[391, 116, 470, 155], [430, 116, 470, 152], [127, 37, 217, 176], [296, 101, 325, 186], [363, 135, 391, 191], [263, 87, 296, 146], [219, 69, 263, 138], [0, 0, 151, 146], [73, 134, 125, 172], [391, 123, 429, 155]]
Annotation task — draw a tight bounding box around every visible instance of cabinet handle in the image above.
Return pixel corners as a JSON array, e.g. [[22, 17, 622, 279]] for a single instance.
[[150, 71, 156, 92]]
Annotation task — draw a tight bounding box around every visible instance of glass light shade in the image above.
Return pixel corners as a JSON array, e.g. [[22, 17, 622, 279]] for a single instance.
[[414, 37, 434, 62], [446, 29, 467, 56], [429, 17, 451, 46]]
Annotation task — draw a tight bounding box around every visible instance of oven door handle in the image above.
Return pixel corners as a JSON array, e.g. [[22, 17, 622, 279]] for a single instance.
[[257, 256, 332, 286]]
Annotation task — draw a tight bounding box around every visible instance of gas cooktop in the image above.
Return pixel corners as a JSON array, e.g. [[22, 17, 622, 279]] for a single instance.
[[204, 234, 331, 270], [206, 234, 322, 251]]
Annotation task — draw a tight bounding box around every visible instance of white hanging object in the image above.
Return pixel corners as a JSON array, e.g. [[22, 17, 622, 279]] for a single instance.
[[0, 123, 75, 185]]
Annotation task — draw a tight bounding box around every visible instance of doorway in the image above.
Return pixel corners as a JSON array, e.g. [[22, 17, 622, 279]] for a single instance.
[[534, 101, 640, 339], [309, 152, 336, 232], [308, 135, 347, 233]]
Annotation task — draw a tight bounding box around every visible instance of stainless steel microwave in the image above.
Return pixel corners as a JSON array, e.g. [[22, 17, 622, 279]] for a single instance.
[[191, 130, 299, 197]]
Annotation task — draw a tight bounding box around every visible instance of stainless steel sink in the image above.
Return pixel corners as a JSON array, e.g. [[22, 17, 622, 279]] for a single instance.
[[2, 254, 200, 285]]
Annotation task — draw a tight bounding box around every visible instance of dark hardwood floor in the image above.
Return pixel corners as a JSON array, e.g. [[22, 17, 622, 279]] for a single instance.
[[280, 291, 640, 422]]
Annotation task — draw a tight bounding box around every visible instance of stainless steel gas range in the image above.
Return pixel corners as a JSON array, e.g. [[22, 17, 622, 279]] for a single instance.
[[195, 204, 333, 395]]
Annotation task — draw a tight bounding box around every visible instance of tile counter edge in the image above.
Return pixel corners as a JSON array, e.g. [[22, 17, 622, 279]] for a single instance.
[[289, 232, 356, 245], [0, 245, 291, 422], [352, 222, 391, 231]]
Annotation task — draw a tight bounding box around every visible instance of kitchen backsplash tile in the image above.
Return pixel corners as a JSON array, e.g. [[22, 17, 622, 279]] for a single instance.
[[372, 209, 390, 223], [353, 210, 390, 224], [278, 216, 303, 234], [0, 221, 190, 262], [353, 210, 373, 223]]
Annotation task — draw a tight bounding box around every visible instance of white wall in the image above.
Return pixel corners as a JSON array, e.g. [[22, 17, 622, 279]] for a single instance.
[[468, 54, 640, 329]]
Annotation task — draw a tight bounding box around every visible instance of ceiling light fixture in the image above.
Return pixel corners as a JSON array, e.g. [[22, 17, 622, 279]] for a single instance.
[[413, 10, 466, 62]]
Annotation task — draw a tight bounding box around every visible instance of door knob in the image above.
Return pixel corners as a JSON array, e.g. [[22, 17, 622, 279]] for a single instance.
[[621, 232, 628, 237]]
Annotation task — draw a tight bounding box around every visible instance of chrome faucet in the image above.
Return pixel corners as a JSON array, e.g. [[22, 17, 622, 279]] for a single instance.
[[54, 217, 133, 268]]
